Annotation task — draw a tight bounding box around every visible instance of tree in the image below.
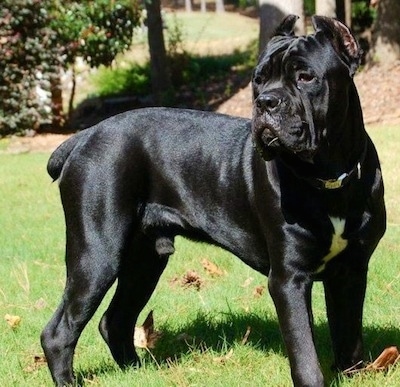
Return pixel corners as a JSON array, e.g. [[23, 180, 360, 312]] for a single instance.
[[216, 0, 225, 13], [50, 1, 140, 125], [370, 0, 400, 63], [144, 0, 173, 105], [316, 0, 336, 17], [258, 0, 305, 53], [185, 0, 192, 12]]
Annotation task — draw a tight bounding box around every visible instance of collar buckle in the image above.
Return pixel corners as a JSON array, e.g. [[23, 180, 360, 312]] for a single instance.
[[321, 173, 348, 190]]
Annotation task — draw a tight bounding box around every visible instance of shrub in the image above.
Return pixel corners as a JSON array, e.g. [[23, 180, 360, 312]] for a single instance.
[[0, 0, 59, 136], [0, 0, 140, 137]]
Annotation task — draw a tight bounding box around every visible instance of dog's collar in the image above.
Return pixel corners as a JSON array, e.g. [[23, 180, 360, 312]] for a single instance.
[[300, 139, 368, 190]]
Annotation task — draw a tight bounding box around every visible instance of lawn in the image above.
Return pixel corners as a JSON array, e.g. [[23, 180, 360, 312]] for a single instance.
[[0, 124, 399, 386]]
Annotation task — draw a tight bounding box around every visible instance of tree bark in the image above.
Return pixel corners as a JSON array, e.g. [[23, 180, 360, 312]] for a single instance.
[[50, 72, 65, 131], [370, 0, 400, 63], [258, 0, 305, 53], [344, 0, 351, 27], [216, 0, 225, 13], [315, 0, 336, 17], [144, 0, 172, 105]]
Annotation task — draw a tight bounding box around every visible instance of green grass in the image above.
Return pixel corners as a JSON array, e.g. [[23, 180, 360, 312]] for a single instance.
[[0, 125, 399, 386]]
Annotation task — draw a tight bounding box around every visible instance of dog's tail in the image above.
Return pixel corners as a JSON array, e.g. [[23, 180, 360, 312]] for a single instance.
[[47, 130, 88, 181]]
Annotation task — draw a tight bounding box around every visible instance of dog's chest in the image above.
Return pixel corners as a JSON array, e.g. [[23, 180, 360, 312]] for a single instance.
[[316, 217, 348, 273]]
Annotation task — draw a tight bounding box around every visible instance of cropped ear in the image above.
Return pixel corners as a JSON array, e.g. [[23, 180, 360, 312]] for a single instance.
[[312, 15, 361, 77], [274, 14, 299, 37]]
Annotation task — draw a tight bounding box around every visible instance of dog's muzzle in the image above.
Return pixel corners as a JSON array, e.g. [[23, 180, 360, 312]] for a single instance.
[[252, 90, 317, 162]]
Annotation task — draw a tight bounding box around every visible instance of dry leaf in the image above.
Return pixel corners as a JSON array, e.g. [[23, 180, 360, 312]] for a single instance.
[[181, 270, 203, 290], [133, 311, 162, 349], [253, 285, 266, 298], [366, 346, 400, 371], [201, 259, 224, 277], [344, 346, 400, 375], [24, 355, 47, 373], [168, 276, 180, 287], [241, 277, 254, 287], [5, 314, 21, 329], [241, 326, 251, 345], [213, 349, 234, 364], [34, 298, 47, 310]]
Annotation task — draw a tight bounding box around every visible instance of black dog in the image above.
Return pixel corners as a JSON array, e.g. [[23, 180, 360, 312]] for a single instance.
[[41, 15, 386, 386]]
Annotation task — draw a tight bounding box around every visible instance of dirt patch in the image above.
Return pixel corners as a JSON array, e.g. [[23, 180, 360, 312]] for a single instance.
[[2, 134, 70, 154], [218, 61, 400, 125], [3, 62, 399, 154]]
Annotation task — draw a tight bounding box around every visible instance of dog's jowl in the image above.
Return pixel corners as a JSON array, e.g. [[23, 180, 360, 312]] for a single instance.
[[41, 15, 386, 387]]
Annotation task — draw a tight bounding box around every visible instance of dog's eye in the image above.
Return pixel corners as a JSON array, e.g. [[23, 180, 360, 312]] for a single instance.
[[297, 73, 315, 83], [254, 75, 263, 85]]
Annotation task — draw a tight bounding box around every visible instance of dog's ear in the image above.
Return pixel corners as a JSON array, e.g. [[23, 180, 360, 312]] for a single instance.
[[274, 14, 299, 37], [312, 15, 361, 77]]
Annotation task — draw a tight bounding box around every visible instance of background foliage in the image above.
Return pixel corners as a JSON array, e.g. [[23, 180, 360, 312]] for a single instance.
[[0, 0, 140, 136]]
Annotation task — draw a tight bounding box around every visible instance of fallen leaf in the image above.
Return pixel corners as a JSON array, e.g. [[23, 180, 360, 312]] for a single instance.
[[241, 277, 253, 287], [253, 285, 266, 298], [24, 355, 47, 373], [34, 298, 47, 310], [201, 259, 224, 277], [213, 349, 234, 364], [168, 276, 180, 287], [5, 314, 21, 329], [181, 270, 203, 290], [133, 310, 162, 349], [241, 326, 251, 345], [366, 346, 400, 370], [344, 346, 400, 375]]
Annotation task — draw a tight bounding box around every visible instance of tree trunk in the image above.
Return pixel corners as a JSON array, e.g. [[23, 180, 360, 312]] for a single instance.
[[50, 72, 64, 131], [258, 0, 305, 53], [370, 0, 400, 63], [344, 0, 351, 27], [185, 0, 192, 12], [315, 0, 336, 17], [216, 0, 225, 13], [335, 0, 346, 22], [144, 0, 173, 105]]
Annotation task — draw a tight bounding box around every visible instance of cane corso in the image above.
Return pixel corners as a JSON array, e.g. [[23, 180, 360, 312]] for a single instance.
[[41, 15, 386, 386]]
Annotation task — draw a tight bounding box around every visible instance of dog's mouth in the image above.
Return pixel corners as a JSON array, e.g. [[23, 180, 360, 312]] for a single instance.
[[253, 119, 316, 163]]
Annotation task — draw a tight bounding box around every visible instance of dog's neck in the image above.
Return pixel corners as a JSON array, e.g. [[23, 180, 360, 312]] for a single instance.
[[278, 82, 368, 190]]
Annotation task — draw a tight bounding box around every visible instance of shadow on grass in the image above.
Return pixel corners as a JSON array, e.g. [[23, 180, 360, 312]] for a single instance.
[[75, 312, 399, 384]]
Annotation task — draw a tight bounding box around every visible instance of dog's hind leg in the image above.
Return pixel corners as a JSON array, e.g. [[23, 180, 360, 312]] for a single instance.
[[41, 217, 124, 386], [99, 232, 169, 368]]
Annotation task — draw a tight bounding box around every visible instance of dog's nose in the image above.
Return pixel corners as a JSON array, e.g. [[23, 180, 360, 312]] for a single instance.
[[256, 94, 281, 112]]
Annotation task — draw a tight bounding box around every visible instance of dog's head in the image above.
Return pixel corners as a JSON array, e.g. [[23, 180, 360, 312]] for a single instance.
[[252, 15, 362, 162]]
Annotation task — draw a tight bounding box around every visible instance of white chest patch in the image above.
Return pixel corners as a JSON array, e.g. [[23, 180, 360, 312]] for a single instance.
[[316, 217, 348, 273]]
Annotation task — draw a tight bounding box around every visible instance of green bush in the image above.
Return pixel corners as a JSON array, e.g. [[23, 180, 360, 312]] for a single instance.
[[0, 0, 58, 136], [92, 47, 254, 97], [352, 1, 376, 31], [0, 0, 140, 137], [92, 65, 151, 97]]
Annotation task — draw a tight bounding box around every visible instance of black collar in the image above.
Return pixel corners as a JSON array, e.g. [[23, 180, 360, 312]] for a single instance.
[[293, 139, 368, 190]]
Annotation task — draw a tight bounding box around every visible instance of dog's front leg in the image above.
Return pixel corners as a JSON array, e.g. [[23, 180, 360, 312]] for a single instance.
[[323, 258, 368, 372], [268, 271, 323, 387]]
